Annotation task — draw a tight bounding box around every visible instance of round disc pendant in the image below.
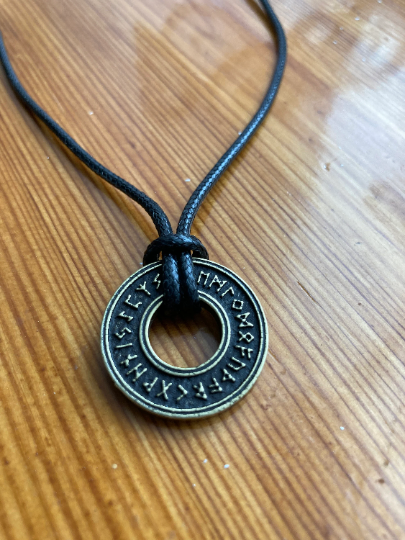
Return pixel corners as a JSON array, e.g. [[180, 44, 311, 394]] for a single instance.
[[101, 259, 268, 419]]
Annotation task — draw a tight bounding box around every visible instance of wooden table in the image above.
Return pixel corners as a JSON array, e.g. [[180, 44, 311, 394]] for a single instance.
[[0, 0, 404, 538]]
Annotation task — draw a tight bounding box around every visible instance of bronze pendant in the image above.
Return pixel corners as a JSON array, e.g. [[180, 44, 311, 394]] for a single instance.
[[101, 259, 268, 419]]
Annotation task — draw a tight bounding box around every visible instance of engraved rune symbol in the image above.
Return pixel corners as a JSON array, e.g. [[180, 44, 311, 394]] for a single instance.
[[232, 299, 244, 310], [197, 271, 210, 286], [221, 287, 234, 298], [136, 281, 151, 296], [222, 368, 236, 383], [157, 380, 172, 400], [209, 275, 227, 292], [126, 363, 147, 382], [177, 385, 188, 402], [153, 273, 161, 289], [115, 342, 133, 350], [115, 327, 132, 340], [238, 331, 254, 343], [193, 382, 207, 400], [228, 357, 246, 371], [120, 354, 138, 368], [235, 312, 254, 328], [125, 295, 142, 310], [209, 378, 223, 394], [118, 311, 133, 322], [143, 377, 158, 393], [235, 345, 253, 359]]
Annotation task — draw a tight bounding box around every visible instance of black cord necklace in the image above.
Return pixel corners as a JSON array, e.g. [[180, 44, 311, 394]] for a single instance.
[[0, 0, 286, 419]]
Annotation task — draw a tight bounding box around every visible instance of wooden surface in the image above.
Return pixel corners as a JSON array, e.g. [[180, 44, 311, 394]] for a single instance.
[[0, 0, 404, 538]]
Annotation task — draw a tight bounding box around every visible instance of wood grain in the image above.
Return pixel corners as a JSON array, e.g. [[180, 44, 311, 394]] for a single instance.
[[0, 0, 404, 538]]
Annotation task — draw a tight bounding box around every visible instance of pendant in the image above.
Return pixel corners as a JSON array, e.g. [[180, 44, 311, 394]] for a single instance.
[[101, 259, 268, 419]]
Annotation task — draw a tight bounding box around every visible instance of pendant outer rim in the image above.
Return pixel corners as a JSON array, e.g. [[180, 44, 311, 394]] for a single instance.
[[101, 259, 268, 420]]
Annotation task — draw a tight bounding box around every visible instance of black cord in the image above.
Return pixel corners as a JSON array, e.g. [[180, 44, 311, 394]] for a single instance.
[[0, 0, 286, 315]]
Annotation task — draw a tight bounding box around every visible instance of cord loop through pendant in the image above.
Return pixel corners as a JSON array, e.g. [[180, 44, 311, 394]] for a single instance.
[[144, 234, 209, 315], [143, 234, 208, 264]]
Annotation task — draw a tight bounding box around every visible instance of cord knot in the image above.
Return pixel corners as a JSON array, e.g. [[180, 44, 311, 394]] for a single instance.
[[143, 234, 208, 265], [143, 234, 209, 315]]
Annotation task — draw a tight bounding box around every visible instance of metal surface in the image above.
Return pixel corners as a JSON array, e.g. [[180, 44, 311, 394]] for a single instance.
[[101, 259, 268, 418]]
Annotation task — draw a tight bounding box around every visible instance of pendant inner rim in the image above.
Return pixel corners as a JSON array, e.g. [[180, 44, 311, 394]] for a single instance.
[[139, 292, 230, 377]]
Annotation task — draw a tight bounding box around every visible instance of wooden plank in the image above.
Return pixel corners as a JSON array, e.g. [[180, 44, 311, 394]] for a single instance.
[[0, 0, 404, 538]]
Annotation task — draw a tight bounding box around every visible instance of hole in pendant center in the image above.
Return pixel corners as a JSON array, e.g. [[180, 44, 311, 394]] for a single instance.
[[149, 307, 222, 368]]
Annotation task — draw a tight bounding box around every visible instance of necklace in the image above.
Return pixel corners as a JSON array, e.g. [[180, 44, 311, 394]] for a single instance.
[[0, 0, 286, 419]]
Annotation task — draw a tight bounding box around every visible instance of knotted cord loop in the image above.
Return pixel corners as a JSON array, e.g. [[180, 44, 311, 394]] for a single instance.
[[143, 234, 208, 315], [143, 234, 208, 265], [0, 0, 286, 316]]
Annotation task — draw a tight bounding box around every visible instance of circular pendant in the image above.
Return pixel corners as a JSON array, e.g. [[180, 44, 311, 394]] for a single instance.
[[101, 259, 268, 419]]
